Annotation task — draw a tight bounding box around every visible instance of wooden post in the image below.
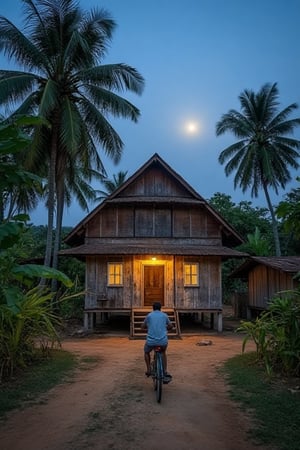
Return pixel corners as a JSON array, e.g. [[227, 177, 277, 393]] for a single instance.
[[84, 312, 89, 330], [217, 311, 223, 332]]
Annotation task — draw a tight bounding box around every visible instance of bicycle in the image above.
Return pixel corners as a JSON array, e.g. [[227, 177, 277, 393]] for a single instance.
[[150, 346, 165, 403]]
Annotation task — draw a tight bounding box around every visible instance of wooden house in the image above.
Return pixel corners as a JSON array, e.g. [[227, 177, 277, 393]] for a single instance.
[[230, 256, 300, 318], [60, 153, 247, 336]]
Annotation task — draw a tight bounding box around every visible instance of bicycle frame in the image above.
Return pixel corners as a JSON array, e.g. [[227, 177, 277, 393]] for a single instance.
[[151, 346, 164, 403]]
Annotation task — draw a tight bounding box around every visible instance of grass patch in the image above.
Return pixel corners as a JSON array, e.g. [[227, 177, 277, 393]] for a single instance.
[[222, 352, 300, 450], [0, 349, 78, 420]]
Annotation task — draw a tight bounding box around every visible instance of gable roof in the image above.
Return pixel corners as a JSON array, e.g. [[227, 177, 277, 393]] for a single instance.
[[230, 256, 300, 279], [64, 153, 244, 247]]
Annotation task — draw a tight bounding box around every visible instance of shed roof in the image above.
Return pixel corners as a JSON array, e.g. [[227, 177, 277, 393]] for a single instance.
[[230, 256, 300, 279]]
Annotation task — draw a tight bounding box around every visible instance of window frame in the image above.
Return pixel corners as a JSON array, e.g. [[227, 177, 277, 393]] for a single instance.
[[107, 262, 124, 286], [184, 262, 199, 287]]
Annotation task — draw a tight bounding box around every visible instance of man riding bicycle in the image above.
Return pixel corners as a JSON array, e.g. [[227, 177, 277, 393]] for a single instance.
[[141, 302, 173, 381]]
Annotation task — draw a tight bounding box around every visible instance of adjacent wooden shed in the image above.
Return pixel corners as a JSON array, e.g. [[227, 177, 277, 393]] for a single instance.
[[231, 256, 300, 318], [60, 153, 246, 335]]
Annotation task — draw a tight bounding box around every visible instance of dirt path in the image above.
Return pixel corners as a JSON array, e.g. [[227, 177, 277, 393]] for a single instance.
[[0, 334, 263, 450]]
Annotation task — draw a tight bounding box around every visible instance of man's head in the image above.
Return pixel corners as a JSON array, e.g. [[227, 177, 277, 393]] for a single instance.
[[153, 302, 161, 311]]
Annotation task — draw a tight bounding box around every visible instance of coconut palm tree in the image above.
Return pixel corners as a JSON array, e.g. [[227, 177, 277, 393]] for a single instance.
[[0, 115, 45, 222], [216, 83, 300, 256], [96, 170, 128, 200], [0, 0, 144, 270], [51, 155, 105, 291]]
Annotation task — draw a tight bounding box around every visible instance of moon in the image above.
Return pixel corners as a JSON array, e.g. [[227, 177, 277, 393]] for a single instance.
[[184, 120, 201, 135]]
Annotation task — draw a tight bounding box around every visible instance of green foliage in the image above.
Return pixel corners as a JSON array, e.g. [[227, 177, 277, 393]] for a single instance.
[[277, 177, 300, 250], [237, 292, 300, 376], [209, 193, 274, 301], [0, 116, 46, 221], [216, 83, 300, 198], [96, 170, 128, 200], [238, 226, 271, 256], [0, 287, 61, 381], [12, 264, 73, 288], [0, 350, 77, 419], [0, 117, 75, 380], [223, 353, 300, 450], [0, 0, 145, 269], [221, 259, 247, 304], [0, 218, 73, 306], [209, 193, 273, 242], [0, 219, 75, 380], [216, 82, 300, 256], [57, 257, 85, 319]]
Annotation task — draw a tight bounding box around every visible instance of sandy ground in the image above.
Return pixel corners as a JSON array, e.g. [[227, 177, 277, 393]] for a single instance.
[[0, 328, 271, 450]]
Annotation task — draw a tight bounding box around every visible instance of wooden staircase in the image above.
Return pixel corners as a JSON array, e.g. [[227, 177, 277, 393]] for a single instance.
[[131, 308, 181, 339]]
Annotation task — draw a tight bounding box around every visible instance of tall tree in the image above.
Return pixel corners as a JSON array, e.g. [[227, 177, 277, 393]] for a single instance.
[[0, 115, 45, 222], [277, 177, 300, 243], [0, 0, 144, 271], [96, 170, 128, 200], [216, 83, 300, 256], [51, 157, 105, 291], [209, 192, 272, 242]]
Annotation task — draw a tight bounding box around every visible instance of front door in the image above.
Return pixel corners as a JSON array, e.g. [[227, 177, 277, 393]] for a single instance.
[[144, 265, 164, 307]]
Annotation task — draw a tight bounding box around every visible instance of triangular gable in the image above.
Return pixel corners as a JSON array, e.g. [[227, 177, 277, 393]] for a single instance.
[[64, 153, 244, 247], [108, 152, 205, 200]]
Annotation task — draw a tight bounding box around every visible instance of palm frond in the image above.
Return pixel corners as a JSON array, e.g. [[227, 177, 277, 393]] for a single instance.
[[59, 97, 82, 154], [0, 16, 50, 73], [216, 110, 253, 138], [269, 111, 300, 134], [38, 78, 60, 116], [81, 64, 145, 95], [218, 140, 247, 164], [0, 71, 39, 105], [84, 84, 141, 122], [80, 8, 116, 61], [79, 97, 123, 162]]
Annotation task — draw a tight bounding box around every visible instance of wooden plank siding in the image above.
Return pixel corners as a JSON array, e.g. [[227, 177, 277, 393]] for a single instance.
[[61, 153, 247, 332], [122, 166, 189, 197], [248, 265, 299, 309], [86, 205, 222, 240], [85, 255, 222, 311]]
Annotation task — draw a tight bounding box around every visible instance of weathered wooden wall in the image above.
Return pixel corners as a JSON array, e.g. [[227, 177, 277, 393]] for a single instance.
[[86, 205, 221, 240], [85, 255, 222, 310], [175, 256, 222, 309], [82, 162, 226, 313], [121, 167, 188, 197], [85, 256, 133, 309], [248, 265, 299, 309]]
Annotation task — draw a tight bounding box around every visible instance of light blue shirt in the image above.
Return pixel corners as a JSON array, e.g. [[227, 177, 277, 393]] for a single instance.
[[143, 310, 171, 346]]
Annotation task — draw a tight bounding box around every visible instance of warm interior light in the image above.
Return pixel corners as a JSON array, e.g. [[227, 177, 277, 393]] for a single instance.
[[151, 257, 157, 261]]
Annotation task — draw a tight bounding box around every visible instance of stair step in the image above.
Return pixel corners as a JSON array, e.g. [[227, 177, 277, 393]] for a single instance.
[[131, 308, 181, 339]]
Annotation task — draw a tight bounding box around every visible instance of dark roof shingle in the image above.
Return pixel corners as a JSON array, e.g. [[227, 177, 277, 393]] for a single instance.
[[60, 243, 247, 258], [231, 256, 300, 278]]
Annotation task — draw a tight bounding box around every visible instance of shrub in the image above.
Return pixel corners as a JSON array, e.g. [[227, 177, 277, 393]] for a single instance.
[[0, 287, 62, 381], [237, 291, 300, 377]]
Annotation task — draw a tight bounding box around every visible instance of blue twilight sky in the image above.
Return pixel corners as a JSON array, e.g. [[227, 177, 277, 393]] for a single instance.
[[1, 0, 300, 226]]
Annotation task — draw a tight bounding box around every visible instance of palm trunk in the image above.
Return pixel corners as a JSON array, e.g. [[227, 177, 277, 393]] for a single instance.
[[51, 177, 64, 292], [44, 130, 58, 269], [262, 182, 281, 256], [0, 191, 4, 222]]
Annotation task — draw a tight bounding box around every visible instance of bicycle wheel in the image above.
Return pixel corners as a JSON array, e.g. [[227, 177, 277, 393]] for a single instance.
[[155, 352, 163, 403]]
